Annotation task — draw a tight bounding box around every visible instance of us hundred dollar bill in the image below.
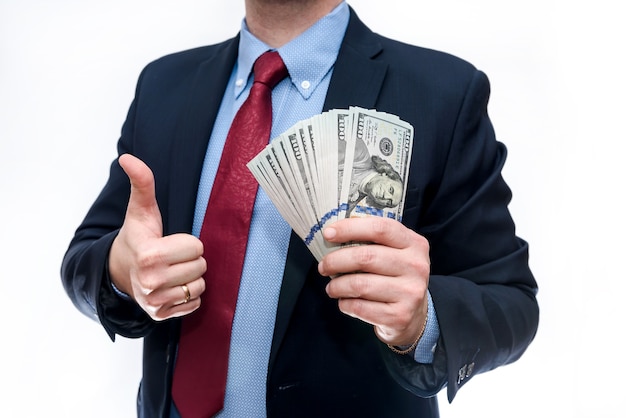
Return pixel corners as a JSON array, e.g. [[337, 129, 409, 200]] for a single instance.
[[339, 107, 413, 221]]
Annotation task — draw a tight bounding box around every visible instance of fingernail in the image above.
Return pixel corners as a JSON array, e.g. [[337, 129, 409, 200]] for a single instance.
[[323, 227, 336, 240]]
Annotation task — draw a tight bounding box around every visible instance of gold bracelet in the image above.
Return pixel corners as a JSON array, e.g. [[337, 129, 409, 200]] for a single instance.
[[386, 311, 428, 355]]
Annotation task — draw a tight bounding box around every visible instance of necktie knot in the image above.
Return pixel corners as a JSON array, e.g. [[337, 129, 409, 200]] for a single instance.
[[253, 51, 288, 89]]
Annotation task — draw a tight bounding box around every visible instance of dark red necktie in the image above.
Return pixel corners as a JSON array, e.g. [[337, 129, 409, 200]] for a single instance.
[[172, 51, 288, 418]]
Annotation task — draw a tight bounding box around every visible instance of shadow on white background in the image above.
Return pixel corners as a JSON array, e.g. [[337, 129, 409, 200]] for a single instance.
[[1, 1, 624, 416]]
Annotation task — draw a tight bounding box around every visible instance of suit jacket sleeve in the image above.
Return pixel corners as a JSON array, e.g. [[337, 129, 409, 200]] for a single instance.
[[379, 68, 539, 402], [60, 65, 156, 340]]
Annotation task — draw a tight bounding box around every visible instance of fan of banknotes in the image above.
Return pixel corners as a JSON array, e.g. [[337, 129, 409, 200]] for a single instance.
[[247, 107, 414, 261]]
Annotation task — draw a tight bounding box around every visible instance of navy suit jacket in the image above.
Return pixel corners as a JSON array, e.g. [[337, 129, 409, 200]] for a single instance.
[[62, 8, 539, 418]]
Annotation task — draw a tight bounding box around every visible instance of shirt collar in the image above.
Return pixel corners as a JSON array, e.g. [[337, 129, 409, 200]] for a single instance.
[[234, 1, 349, 100]]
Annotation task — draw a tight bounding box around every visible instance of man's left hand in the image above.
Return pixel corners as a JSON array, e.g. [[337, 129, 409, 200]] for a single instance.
[[318, 217, 430, 347]]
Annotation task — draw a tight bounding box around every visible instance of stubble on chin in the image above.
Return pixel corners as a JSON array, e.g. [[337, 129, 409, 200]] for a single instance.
[[253, 0, 318, 4]]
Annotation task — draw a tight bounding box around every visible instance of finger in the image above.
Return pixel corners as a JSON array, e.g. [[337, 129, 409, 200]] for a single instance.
[[158, 233, 205, 266], [153, 297, 202, 321], [132, 247, 206, 297], [336, 296, 396, 327], [320, 241, 430, 280], [320, 243, 407, 278], [156, 256, 207, 289], [330, 281, 427, 346], [334, 295, 419, 346], [163, 277, 206, 318], [323, 217, 413, 249], [142, 277, 206, 321], [169, 276, 206, 305], [119, 154, 163, 231], [326, 271, 410, 302]]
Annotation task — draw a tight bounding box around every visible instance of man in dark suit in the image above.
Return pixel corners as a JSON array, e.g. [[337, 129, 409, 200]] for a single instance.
[[61, 1, 539, 417]]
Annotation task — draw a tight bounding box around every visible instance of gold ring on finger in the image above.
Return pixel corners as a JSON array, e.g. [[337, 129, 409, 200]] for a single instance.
[[181, 284, 191, 304]]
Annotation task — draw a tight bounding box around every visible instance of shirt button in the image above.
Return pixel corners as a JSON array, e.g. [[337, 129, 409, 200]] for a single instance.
[[235, 79, 244, 87], [300, 80, 311, 90]]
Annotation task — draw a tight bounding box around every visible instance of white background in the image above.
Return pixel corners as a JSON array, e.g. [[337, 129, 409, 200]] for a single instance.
[[1, 0, 624, 417]]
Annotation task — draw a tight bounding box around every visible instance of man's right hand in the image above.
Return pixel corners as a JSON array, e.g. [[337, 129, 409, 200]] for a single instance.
[[109, 154, 207, 321]]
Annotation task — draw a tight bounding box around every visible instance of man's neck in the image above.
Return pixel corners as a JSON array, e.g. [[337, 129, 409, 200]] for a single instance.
[[244, 0, 343, 48]]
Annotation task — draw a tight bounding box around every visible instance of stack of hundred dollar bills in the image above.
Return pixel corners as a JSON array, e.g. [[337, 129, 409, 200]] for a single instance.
[[247, 107, 413, 261]]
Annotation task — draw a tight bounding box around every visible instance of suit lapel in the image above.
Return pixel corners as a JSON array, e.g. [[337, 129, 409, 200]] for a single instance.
[[268, 8, 388, 372], [322, 12, 387, 112], [166, 37, 240, 235]]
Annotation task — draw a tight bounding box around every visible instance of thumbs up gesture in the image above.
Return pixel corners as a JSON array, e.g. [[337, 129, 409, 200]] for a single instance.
[[109, 154, 207, 320]]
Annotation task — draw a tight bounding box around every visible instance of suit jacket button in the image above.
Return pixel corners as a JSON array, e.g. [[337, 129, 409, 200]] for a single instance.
[[457, 365, 467, 384], [466, 362, 475, 378]]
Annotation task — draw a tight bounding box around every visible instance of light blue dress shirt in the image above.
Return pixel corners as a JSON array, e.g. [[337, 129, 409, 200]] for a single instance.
[[171, 2, 439, 416]]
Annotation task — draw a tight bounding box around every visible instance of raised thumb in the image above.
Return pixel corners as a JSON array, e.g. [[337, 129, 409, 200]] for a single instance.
[[118, 154, 163, 234]]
